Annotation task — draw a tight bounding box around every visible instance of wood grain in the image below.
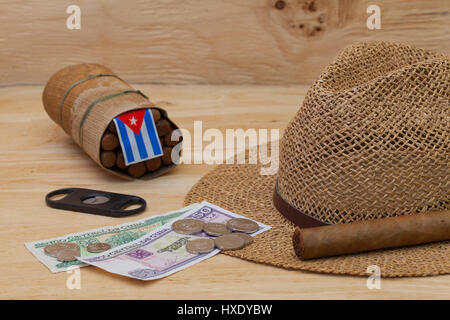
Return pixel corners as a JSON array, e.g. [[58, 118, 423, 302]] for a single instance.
[[0, 0, 448, 86], [0, 84, 449, 299]]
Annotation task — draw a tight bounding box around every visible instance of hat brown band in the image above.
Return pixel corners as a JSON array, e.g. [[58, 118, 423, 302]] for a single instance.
[[273, 180, 330, 228]]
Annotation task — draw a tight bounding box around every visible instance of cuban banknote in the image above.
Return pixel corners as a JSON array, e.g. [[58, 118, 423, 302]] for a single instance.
[[78, 201, 271, 280], [25, 204, 199, 273]]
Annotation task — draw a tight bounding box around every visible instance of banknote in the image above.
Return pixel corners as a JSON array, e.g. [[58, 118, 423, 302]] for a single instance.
[[25, 204, 199, 273], [78, 201, 271, 280]]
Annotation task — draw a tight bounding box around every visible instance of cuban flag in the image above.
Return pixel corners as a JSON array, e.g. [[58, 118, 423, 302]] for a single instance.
[[113, 109, 163, 165]]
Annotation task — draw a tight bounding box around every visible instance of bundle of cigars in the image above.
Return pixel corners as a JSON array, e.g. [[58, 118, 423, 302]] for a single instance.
[[99, 109, 179, 178], [42, 63, 181, 180]]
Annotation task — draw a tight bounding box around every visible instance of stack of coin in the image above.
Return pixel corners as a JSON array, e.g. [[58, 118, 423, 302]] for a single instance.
[[99, 108, 182, 178], [43, 242, 81, 262], [173, 218, 259, 254]]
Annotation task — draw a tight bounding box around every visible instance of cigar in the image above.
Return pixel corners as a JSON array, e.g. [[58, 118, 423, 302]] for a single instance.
[[100, 151, 116, 168], [162, 147, 173, 165], [108, 122, 117, 133], [115, 150, 127, 170], [164, 129, 181, 147], [156, 119, 171, 137], [126, 162, 147, 178], [101, 132, 119, 151], [102, 114, 174, 178], [145, 157, 162, 171], [151, 108, 161, 122], [292, 210, 450, 260]]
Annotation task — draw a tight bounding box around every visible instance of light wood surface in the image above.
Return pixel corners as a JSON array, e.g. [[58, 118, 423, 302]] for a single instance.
[[1, 0, 449, 86], [0, 84, 449, 300]]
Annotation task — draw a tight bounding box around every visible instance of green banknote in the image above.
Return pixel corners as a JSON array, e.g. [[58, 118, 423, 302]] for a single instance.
[[25, 204, 199, 273]]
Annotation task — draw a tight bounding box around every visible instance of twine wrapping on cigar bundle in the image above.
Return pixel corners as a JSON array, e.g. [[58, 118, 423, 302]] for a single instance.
[[42, 63, 182, 179]]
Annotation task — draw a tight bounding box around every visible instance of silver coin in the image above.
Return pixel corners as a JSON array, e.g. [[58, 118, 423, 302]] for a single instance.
[[234, 233, 254, 246], [44, 242, 80, 257], [43, 243, 63, 257], [186, 238, 215, 254], [172, 218, 205, 235], [55, 249, 79, 262], [226, 218, 259, 234], [203, 222, 230, 237], [214, 234, 245, 250], [87, 242, 111, 253]]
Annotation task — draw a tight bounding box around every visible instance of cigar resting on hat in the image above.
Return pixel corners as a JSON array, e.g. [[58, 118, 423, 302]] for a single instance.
[[292, 210, 450, 260]]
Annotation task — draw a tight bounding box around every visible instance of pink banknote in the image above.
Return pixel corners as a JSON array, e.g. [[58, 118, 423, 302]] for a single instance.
[[79, 201, 271, 280]]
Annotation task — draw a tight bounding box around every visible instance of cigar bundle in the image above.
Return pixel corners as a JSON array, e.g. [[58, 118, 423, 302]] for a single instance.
[[292, 210, 450, 260], [42, 63, 181, 179]]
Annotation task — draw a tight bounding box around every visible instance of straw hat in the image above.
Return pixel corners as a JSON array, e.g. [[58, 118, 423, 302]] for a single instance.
[[184, 41, 450, 277]]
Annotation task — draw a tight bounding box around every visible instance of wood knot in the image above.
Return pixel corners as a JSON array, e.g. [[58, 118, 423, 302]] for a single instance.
[[306, 25, 323, 37], [274, 0, 286, 10], [318, 14, 325, 24], [302, 0, 317, 12]]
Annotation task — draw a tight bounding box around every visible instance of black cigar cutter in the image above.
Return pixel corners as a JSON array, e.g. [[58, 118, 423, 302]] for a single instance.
[[45, 188, 146, 217]]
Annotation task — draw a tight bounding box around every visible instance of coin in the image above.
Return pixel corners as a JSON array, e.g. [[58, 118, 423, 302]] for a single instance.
[[203, 222, 230, 237], [214, 234, 245, 250], [172, 218, 205, 235], [234, 233, 254, 246], [55, 249, 79, 262], [226, 218, 259, 234], [87, 242, 111, 253], [186, 238, 215, 254], [44, 242, 80, 257], [44, 243, 63, 257]]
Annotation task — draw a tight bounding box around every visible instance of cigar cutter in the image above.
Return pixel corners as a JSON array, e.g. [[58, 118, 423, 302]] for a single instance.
[[45, 188, 146, 217]]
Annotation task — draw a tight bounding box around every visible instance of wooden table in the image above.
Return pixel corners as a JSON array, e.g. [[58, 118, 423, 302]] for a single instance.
[[0, 84, 448, 299]]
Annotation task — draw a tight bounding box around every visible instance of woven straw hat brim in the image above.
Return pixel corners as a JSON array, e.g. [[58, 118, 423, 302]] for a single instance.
[[184, 161, 450, 278]]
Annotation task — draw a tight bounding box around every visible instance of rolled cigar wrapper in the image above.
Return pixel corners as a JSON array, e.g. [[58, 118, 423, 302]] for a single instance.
[[292, 210, 450, 260], [164, 130, 182, 147], [151, 109, 161, 122], [115, 150, 127, 170], [162, 147, 173, 166], [42, 63, 182, 180], [107, 121, 117, 133], [145, 157, 162, 172], [100, 151, 116, 168], [127, 162, 147, 178], [101, 132, 119, 151], [156, 119, 172, 137]]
